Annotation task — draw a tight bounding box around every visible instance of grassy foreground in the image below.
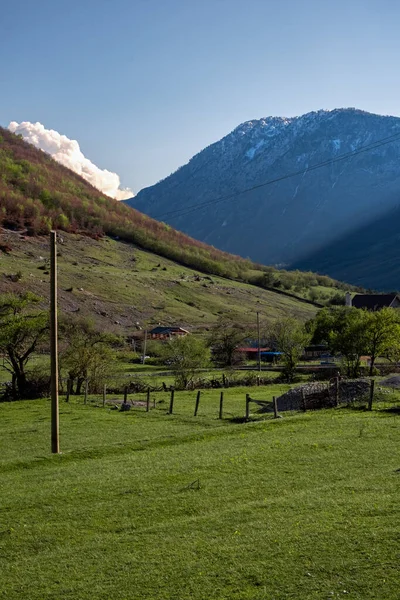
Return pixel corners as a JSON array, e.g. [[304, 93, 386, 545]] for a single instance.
[[1, 388, 399, 600]]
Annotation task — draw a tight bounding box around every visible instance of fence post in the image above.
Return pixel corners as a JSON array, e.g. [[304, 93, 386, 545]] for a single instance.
[[153, 388, 156, 409], [65, 378, 72, 403], [219, 391, 224, 419], [245, 393, 250, 420], [256, 376, 260, 387], [335, 377, 340, 406], [103, 384, 107, 408], [146, 388, 150, 412], [124, 386, 128, 404], [368, 379, 375, 411], [84, 379, 89, 405], [301, 388, 307, 412], [194, 390, 201, 416], [273, 396, 279, 419], [169, 387, 175, 414]]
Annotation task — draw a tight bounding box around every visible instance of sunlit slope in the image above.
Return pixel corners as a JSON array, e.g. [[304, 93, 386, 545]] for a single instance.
[[0, 231, 317, 334]]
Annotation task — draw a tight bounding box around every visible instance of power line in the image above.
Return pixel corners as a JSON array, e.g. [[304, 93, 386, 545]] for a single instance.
[[153, 129, 400, 221]]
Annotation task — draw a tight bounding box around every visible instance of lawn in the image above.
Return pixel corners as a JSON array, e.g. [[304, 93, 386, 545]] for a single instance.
[[1, 387, 399, 599]]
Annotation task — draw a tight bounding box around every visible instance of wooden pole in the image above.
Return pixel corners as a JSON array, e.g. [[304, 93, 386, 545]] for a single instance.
[[142, 329, 148, 364], [273, 396, 279, 419], [146, 388, 150, 412], [194, 390, 201, 416], [84, 379, 88, 405], [301, 388, 307, 412], [169, 387, 175, 414], [257, 311, 261, 372], [368, 379, 375, 411], [50, 231, 60, 454], [65, 378, 72, 403], [124, 386, 128, 403], [335, 376, 339, 406], [245, 393, 250, 420], [219, 391, 224, 419], [153, 388, 156, 409], [103, 384, 107, 408]]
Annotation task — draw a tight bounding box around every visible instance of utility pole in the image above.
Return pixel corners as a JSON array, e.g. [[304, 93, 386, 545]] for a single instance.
[[142, 329, 148, 364], [257, 311, 261, 372], [50, 231, 60, 454]]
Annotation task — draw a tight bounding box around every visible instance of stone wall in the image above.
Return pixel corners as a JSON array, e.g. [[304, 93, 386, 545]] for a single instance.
[[276, 379, 370, 412]]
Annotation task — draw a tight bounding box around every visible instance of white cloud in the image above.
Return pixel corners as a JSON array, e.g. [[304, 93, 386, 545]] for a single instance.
[[8, 121, 133, 201]]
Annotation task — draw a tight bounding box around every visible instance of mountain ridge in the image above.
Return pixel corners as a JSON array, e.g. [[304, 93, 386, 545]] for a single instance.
[[125, 108, 400, 289], [0, 125, 356, 324]]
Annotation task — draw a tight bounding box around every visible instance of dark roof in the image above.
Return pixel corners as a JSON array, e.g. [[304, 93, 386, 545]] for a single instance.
[[149, 326, 188, 334], [351, 294, 398, 310], [305, 344, 328, 351], [237, 347, 270, 353]]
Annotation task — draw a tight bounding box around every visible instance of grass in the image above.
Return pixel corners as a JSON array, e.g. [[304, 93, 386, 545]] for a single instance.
[[1, 386, 399, 599], [1, 230, 319, 335]]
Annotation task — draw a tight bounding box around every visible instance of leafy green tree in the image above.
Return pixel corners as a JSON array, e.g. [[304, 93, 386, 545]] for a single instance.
[[364, 308, 400, 375], [270, 317, 310, 382], [0, 292, 48, 399], [311, 306, 400, 377], [209, 316, 249, 366], [311, 307, 367, 377], [160, 335, 210, 389], [60, 317, 119, 394], [330, 309, 368, 377]]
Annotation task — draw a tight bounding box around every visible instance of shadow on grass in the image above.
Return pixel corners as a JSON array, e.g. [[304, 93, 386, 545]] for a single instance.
[[382, 406, 400, 414]]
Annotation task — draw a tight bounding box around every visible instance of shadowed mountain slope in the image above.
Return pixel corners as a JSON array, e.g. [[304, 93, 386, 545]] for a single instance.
[[293, 205, 400, 291], [126, 109, 400, 286]]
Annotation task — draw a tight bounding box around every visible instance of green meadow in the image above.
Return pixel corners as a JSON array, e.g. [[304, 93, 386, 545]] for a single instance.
[[1, 386, 399, 600]]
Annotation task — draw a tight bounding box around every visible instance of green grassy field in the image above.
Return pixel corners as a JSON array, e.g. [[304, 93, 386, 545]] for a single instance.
[[1, 230, 321, 335], [1, 386, 399, 600]]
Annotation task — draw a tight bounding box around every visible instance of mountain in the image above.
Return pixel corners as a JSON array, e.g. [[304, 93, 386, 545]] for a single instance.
[[293, 203, 400, 290], [0, 124, 356, 311], [125, 109, 400, 288], [0, 125, 355, 330], [0, 125, 253, 282]]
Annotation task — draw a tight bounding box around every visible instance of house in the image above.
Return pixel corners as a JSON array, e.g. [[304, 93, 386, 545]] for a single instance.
[[303, 344, 329, 360], [345, 292, 400, 311], [148, 326, 189, 340], [236, 347, 270, 360], [260, 351, 282, 363]]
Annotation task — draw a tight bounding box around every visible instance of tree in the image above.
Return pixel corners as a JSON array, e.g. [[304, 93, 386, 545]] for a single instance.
[[270, 317, 310, 382], [60, 317, 119, 394], [160, 335, 210, 389], [311, 306, 400, 377], [0, 292, 48, 399], [209, 316, 249, 366], [364, 308, 400, 375], [330, 309, 368, 377]]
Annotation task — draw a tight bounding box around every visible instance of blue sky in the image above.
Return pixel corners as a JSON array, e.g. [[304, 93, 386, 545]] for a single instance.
[[1, 0, 399, 193]]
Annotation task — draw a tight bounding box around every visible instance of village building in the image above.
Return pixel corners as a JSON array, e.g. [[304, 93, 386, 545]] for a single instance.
[[346, 292, 400, 311], [236, 347, 270, 360], [303, 344, 329, 360], [148, 326, 189, 340]]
